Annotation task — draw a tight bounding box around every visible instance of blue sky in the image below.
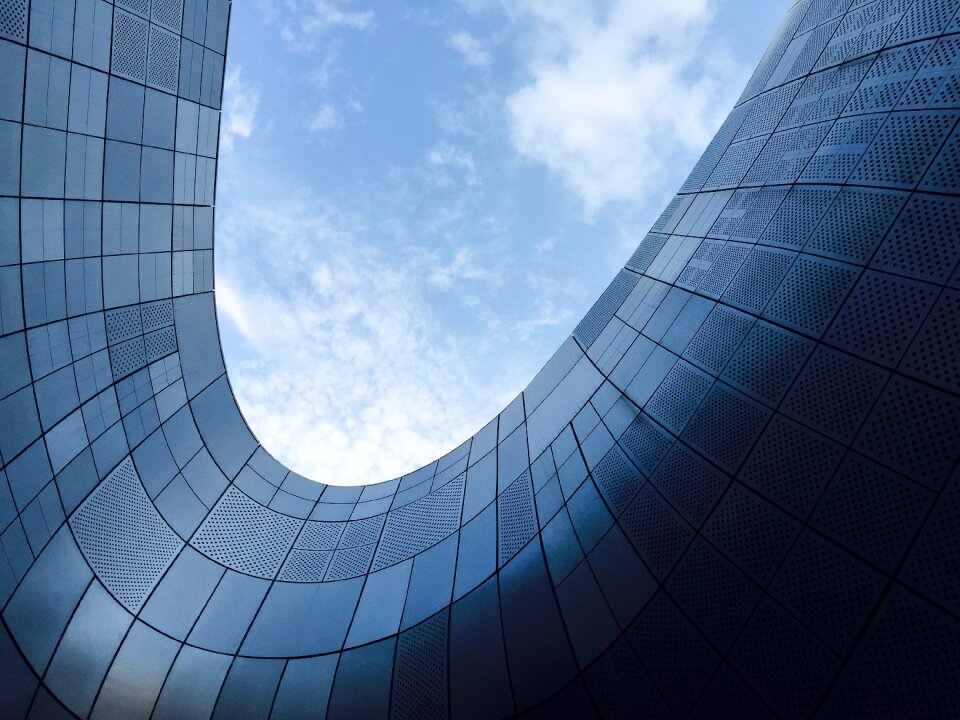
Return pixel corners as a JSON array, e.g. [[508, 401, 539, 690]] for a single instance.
[[214, 0, 793, 485]]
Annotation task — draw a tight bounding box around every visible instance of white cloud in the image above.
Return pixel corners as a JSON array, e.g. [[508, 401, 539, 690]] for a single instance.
[[220, 67, 260, 152], [447, 30, 493, 67], [216, 193, 526, 485], [504, 0, 744, 213], [427, 141, 479, 186], [259, 0, 374, 54], [309, 104, 341, 133]]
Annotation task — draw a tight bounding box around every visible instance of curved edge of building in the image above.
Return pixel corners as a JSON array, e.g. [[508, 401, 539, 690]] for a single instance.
[[1, 0, 959, 717]]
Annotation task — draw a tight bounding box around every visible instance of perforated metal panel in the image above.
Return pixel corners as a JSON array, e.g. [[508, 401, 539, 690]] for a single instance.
[[71, 457, 182, 612], [391, 611, 449, 720], [0, 0, 24, 41], [574, 271, 640, 348], [112, 10, 149, 82], [191, 487, 303, 578], [371, 474, 464, 571], [2, 0, 960, 716], [498, 471, 536, 565]]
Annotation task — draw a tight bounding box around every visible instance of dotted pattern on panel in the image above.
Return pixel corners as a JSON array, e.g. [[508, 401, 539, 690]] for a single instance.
[[678, 240, 725, 290], [684, 306, 754, 376], [111, 337, 147, 380], [805, 187, 907, 263], [781, 347, 889, 442], [667, 539, 760, 653], [728, 598, 839, 719], [782, 56, 874, 129], [698, 243, 752, 297], [141, 300, 175, 332], [800, 115, 887, 184], [760, 186, 839, 250], [898, 37, 960, 110], [902, 289, 960, 393], [849, 111, 959, 187], [371, 474, 464, 571], [854, 376, 960, 488], [682, 384, 771, 474], [737, 1, 809, 104], [295, 521, 345, 550], [770, 531, 885, 654], [650, 444, 729, 527], [822, 588, 960, 718], [618, 412, 672, 476], [703, 483, 800, 585], [811, 453, 932, 571], [890, 0, 960, 44], [710, 190, 756, 239], [730, 188, 789, 241], [844, 43, 933, 116], [703, 136, 767, 190], [70, 457, 182, 612], [107, 307, 144, 344], [585, 639, 664, 719], [152, 0, 184, 32], [786, 18, 843, 83], [764, 255, 860, 336], [626, 233, 668, 275], [646, 362, 712, 435], [900, 471, 960, 614], [498, 471, 536, 566], [148, 26, 180, 92], [324, 543, 375, 581], [574, 271, 640, 348], [734, 81, 804, 142], [118, 0, 151, 18], [739, 413, 842, 519], [620, 484, 693, 580], [743, 122, 832, 186], [278, 549, 333, 582], [722, 247, 796, 315], [339, 514, 385, 548], [391, 611, 449, 720], [922, 126, 960, 192], [0, 0, 26, 41], [113, 10, 150, 82], [798, 0, 853, 34], [144, 327, 177, 362], [682, 102, 754, 192], [191, 487, 303, 578], [651, 197, 684, 232], [874, 194, 960, 283], [826, 271, 939, 367], [592, 447, 643, 516]]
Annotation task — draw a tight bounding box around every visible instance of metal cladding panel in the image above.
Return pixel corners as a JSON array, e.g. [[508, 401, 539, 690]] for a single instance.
[[1, 0, 960, 717]]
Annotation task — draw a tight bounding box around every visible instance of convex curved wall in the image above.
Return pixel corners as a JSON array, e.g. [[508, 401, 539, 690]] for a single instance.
[[1, 0, 959, 717]]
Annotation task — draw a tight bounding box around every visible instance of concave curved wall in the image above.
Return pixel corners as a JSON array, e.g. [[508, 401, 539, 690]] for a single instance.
[[1, 0, 959, 717]]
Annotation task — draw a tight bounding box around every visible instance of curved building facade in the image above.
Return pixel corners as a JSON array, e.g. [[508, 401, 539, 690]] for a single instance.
[[1, 0, 959, 717]]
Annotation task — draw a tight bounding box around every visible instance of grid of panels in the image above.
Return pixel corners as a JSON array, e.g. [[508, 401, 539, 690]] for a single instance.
[[1, 0, 959, 718]]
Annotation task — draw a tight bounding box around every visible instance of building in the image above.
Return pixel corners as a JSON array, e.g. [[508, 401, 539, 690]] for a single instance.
[[0, 0, 958, 717]]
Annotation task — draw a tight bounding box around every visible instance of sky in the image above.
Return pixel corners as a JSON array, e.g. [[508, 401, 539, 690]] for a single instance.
[[214, 0, 794, 486]]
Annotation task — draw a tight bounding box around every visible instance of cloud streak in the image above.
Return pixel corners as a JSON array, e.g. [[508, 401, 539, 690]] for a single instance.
[[215, 192, 525, 485], [505, 0, 743, 213], [220, 67, 260, 152]]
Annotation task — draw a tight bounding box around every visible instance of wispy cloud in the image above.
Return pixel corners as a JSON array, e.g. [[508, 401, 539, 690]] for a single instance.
[[220, 67, 260, 152], [447, 30, 493, 67], [504, 0, 743, 213], [215, 191, 526, 485], [259, 0, 375, 54], [427, 141, 479, 187], [309, 104, 341, 133]]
